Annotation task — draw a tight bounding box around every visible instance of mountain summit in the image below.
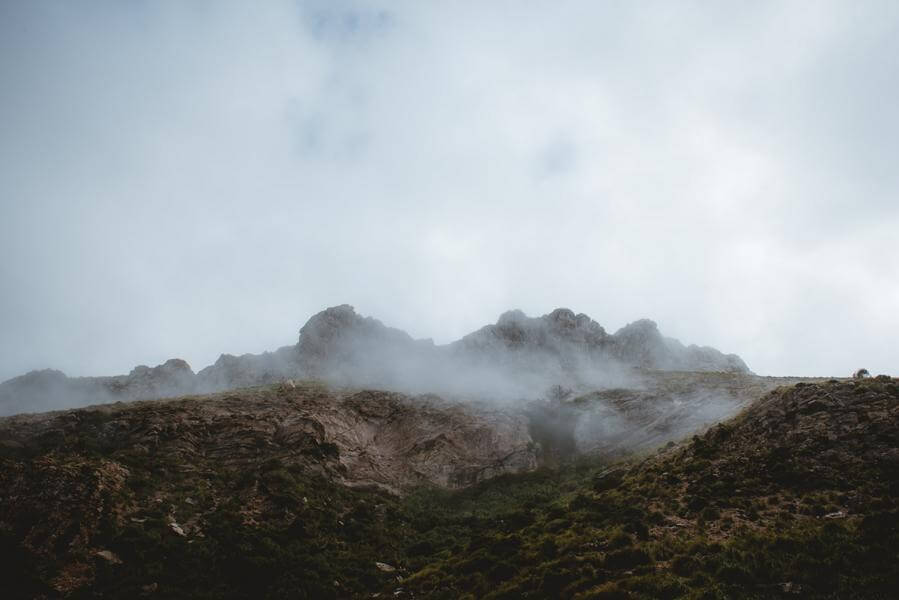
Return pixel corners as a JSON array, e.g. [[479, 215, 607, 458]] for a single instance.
[[0, 305, 748, 415], [454, 308, 748, 373]]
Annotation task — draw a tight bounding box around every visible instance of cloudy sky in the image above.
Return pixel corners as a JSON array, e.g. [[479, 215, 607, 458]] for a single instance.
[[1, 1, 897, 380]]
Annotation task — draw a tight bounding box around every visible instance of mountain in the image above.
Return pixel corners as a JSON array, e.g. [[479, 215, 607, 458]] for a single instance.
[[1, 375, 896, 598], [18, 304, 884, 599], [0, 305, 749, 416], [453, 308, 748, 380], [0, 359, 197, 416]]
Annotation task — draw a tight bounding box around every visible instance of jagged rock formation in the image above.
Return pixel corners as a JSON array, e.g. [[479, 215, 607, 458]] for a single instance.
[[196, 346, 298, 391], [0, 305, 750, 416], [0, 369, 71, 416], [294, 304, 439, 389], [453, 309, 748, 384], [610, 318, 748, 372], [113, 359, 196, 398], [0, 360, 197, 416]]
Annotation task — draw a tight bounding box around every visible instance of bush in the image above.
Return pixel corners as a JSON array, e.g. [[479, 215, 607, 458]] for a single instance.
[[604, 547, 652, 570], [579, 581, 631, 599], [671, 554, 699, 576]]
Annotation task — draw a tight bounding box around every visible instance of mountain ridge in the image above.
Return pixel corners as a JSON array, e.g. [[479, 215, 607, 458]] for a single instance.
[[1, 305, 749, 416]]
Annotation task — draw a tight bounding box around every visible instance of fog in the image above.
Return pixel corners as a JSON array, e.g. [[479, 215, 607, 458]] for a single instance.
[[0, 304, 740, 418], [2, 1, 899, 384]]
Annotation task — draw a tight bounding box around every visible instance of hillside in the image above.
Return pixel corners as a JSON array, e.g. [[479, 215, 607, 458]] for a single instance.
[[2, 375, 896, 599]]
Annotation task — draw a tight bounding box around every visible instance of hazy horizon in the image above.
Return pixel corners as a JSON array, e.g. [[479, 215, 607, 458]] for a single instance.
[[2, 1, 898, 381]]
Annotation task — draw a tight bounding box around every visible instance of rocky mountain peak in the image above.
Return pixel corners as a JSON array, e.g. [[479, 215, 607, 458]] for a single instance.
[[544, 308, 608, 338], [1, 304, 751, 415], [461, 307, 610, 353], [614, 318, 661, 338], [128, 358, 193, 378], [298, 305, 423, 353], [298, 304, 360, 344], [296, 305, 430, 380]]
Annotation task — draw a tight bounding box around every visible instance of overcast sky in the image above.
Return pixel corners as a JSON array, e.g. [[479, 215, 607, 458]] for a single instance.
[[1, 1, 897, 380]]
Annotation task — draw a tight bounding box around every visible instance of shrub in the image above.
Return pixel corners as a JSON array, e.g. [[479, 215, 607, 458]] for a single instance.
[[579, 581, 631, 599], [604, 547, 652, 570]]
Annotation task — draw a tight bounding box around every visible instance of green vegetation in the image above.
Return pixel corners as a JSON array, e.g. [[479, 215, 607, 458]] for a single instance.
[[1, 378, 897, 599]]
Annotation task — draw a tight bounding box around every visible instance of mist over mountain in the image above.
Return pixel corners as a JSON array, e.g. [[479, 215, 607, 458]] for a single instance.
[[3, 3, 899, 598], [0, 305, 748, 416]]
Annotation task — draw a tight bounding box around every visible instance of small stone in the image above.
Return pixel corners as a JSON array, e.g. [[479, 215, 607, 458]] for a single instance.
[[95, 550, 122, 564], [780, 582, 802, 594], [141, 582, 158, 595]]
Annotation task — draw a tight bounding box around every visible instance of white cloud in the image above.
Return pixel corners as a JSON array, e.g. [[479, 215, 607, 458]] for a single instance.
[[1, 0, 897, 379]]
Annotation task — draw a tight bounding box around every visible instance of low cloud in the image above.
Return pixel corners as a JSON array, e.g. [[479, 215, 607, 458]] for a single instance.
[[1, 1, 897, 381]]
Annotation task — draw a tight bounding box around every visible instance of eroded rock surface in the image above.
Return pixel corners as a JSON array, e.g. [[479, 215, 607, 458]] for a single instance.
[[0, 383, 536, 493]]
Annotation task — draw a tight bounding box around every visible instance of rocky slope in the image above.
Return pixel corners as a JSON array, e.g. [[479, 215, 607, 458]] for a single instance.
[[1, 375, 895, 599], [0, 382, 537, 494], [0, 381, 535, 596], [398, 375, 899, 599], [0, 305, 749, 416]]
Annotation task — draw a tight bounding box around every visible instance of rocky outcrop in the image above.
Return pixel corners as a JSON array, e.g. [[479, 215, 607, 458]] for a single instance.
[[196, 346, 299, 392], [0, 369, 71, 415], [455, 308, 611, 354], [295, 304, 438, 389], [0, 305, 751, 415], [610, 319, 748, 373], [0, 360, 197, 416], [0, 381, 534, 596], [109, 358, 197, 398], [450, 309, 748, 392], [0, 383, 536, 493], [454, 309, 747, 374]]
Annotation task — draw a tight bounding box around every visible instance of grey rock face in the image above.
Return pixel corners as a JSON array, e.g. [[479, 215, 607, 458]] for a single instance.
[[0, 360, 199, 416], [295, 304, 437, 388], [196, 346, 299, 392], [0, 370, 71, 415], [0, 384, 538, 492], [456, 308, 610, 354], [453, 309, 748, 381], [610, 319, 749, 373], [112, 358, 197, 398], [0, 305, 750, 415]]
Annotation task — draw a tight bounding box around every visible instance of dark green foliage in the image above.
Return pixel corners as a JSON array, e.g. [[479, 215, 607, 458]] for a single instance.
[[604, 547, 652, 570]]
